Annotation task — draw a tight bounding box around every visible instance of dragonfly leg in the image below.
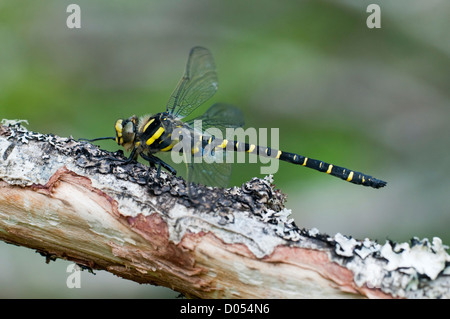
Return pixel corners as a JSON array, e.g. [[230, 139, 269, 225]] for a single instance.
[[140, 153, 177, 176], [94, 147, 137, 165], [156, 162, 162, 179], [78, 137, 116, 143]]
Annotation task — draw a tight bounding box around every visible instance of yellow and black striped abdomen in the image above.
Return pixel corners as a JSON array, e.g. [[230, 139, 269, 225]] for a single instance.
[[277, 151, 386, 188], [202, 138, 386, 189]]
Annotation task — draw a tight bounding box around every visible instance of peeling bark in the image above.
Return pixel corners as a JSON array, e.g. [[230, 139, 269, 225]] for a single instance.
[[0, 121, 449, 299]]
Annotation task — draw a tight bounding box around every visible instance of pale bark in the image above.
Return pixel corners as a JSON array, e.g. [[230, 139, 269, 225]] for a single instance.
[[0, 121, 449, 298]]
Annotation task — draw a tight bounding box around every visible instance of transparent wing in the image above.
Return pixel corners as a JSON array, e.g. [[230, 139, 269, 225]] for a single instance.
[[186, 103, 245, 135], [166, 47, 218, 119], [183, 103, 244, 188], [155, 130, 233, 188], [187, 150, 233, 188]]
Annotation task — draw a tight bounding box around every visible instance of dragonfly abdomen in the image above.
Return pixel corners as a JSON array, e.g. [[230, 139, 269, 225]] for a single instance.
[[279, 150, 386, 188], [205, 138, 386, 189]]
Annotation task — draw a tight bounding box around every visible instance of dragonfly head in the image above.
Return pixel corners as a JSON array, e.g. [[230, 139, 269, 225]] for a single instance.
[[115, 116, 138, 151]]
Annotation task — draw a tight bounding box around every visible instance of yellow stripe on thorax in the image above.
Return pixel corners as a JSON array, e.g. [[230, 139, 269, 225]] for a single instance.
[[146, 126, 165, 146], [160, 144, 174, 152], [142, 118, 155, 133], [247, 144, 256, 153], [276, 150, 282, 159]]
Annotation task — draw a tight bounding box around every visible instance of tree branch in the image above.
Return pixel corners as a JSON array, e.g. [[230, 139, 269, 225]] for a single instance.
[[0, 120, 449, 298]]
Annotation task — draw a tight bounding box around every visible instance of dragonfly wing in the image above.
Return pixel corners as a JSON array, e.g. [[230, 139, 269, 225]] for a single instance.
[[166, 47, 218, 119], [155, 140, 232, 188], [187, 150, 233, 188], [186, 103, 245, 136], [182, 103, 244, 188]]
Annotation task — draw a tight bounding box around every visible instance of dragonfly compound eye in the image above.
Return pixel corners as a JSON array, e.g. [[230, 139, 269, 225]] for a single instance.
[[122, 121, 136, 144]]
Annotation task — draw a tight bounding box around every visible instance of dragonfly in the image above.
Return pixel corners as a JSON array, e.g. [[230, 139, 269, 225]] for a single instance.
[[81, 46, 387, 191]]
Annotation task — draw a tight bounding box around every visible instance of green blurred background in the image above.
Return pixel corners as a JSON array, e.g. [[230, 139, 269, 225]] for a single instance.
[[0, 0, 449, 298]]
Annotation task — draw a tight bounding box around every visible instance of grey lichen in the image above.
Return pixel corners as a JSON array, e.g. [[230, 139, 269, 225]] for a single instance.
[[1, 121, 450, 298], [331, 232, 450, 298]]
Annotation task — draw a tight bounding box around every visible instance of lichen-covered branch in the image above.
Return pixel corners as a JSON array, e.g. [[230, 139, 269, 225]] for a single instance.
[[0, 120, 449, 298]]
